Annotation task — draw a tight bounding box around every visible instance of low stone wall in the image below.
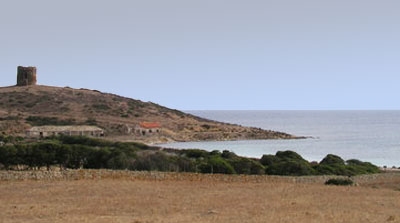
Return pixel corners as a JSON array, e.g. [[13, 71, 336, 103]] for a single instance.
[[1, 170, 399, 186]]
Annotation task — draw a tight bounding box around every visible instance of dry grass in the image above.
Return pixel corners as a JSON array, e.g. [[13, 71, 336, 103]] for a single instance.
[[1, 172, 400, 223]]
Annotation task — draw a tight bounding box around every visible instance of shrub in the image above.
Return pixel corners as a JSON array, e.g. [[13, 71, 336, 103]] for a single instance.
[[267, 160, 316, 176], [315, 154, 353, 176], [346, 159, 380, 174], [106, 151, 132, 170], [0, 145, 18, 169], [0, 135, 14, 144], [314, 163, 353, 176], [174, 156, 197, 172], [314, 155, 381, 176], [92, 103, 110, 110], [198, 156, 235, 174], [275, 150, 306, 162], [228, 157, 265, 175], [133, 151, 172, 171], [260, 154, 279, 166], [264, 151, 315, 176], [209, 150, 222, 156], [320, 154, 345, 166], [221, 150, 237, 159], [85, 148, 112, 169], [65, 144, 93, 169], [57, 135, 113, 147], [325, 178, 354, 186], [181, 149, 209, 159]]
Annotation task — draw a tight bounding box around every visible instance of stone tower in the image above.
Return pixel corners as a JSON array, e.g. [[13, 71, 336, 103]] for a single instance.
[[16, 66, 37, 86]]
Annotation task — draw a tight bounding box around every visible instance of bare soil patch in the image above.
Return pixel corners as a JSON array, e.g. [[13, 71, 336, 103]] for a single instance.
[[1, 171, 400, 223]]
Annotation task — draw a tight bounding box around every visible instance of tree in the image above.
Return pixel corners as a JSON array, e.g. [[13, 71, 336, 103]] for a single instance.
[[0, 145, 17, 169], [37, 142, 60, 170], [260, 154, 279, 166], [85, 147, 111, 169], [346, 159, 380, 174], [265, 151, 315, 176], [198, 156, 235, 174], [320, 154, 345, 166], [228, 157, 265, 175]]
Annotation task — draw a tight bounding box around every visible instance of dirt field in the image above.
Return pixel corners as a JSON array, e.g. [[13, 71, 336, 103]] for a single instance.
[[1, 171, 400, 223]]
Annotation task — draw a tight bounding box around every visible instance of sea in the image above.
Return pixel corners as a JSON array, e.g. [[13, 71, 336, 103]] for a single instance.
[[158, 110, 400, 167]]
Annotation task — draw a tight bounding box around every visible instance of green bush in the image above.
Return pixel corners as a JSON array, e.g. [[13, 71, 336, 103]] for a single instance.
[[0, 136, 382, 176], [0, 145, 18, 169], [275, 150, 306, 162], [267, 160, 316, 176], [85, 148, 112, 169], [320, 154, 345, 166], [66, 144, 93, 169], [181, 149, 209, 159], [228, 157, 265, 175], [313, 155, 380, 176], [106, 150, 132, 170], [57, 135, 113, 147], [221, 150, 237, 159], [346, 159, 380, 174], [314, 163, 353, 176], [209, 150, 222, 156], [263, 151, 315, 176], [174, 156, 197, 172], [198, 156, 235, 174], [133, 151, 173, 172], [260, 154, 279, 166], [325, 178, 354, 186], [0, 135, 13, 144]]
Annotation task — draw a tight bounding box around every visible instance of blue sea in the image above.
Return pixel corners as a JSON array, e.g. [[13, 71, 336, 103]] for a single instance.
[[159, 110, 400, 167]]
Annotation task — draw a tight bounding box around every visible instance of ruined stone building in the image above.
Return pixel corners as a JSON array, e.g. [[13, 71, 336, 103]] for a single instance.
[[26, 125, 104, 138], [124, 122, 162, 136], [16, 66, 37, 86]]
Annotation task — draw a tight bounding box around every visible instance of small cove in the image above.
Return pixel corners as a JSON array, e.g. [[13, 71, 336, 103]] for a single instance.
[[159, 110, 400, 167]]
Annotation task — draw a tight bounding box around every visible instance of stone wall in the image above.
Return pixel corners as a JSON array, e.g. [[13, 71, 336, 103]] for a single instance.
[[1, 169, 399, 187], [16, 66, 37, 86]]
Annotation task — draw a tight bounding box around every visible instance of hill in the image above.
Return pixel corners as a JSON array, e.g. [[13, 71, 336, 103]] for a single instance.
[[0, 85, 300, 143]]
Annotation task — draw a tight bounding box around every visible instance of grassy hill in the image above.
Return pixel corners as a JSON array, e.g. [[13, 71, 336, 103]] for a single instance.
[[0, 85, 300, 143]]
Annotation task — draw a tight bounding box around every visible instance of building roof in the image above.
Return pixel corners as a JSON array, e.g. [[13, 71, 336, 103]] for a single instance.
[[28, 125, 103, 132], [139, 122, 161, 129]]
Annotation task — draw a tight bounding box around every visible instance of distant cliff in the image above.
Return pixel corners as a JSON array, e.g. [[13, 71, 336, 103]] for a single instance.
[[0, 85, 302, 143]]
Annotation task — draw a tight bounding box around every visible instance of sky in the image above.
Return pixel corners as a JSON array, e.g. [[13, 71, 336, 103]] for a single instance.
[[1, 0, 399, 110]]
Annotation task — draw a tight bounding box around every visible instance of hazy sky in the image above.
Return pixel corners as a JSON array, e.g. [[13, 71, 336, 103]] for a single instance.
[[1, 0, 399, 110]]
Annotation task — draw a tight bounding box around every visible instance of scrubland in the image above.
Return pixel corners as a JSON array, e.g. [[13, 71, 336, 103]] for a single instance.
[[1, 170, 400, 223]]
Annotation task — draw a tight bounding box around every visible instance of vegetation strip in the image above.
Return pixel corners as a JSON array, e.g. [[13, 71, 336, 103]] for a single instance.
[[1, 135, 380, 176]]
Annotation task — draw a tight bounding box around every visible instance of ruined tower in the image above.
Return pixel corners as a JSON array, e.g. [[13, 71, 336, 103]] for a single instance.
[[16, 66, 37, 86]]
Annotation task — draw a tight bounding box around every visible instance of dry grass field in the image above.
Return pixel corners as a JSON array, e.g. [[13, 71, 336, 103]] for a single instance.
[[1, 171, 400, 223]]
